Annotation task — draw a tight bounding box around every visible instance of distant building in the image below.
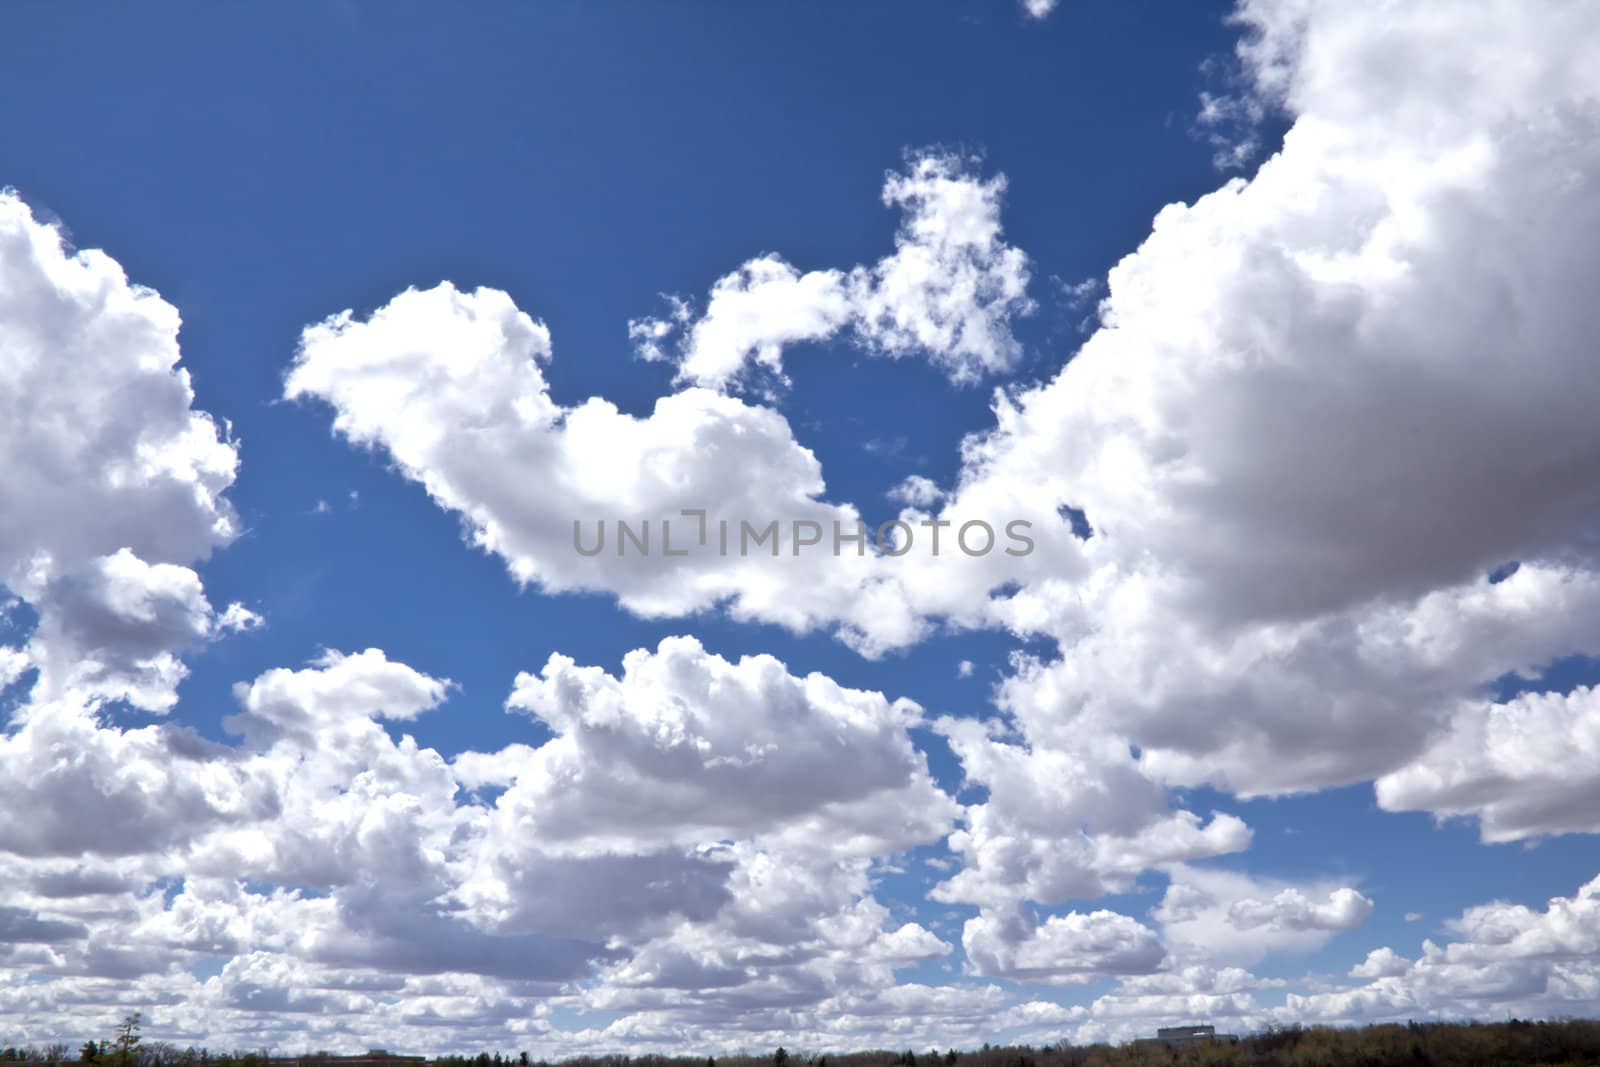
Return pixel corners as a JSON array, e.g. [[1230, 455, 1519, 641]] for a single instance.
[[264, 1054, 428, 1067], [1133, 1025, 1239, 1047]]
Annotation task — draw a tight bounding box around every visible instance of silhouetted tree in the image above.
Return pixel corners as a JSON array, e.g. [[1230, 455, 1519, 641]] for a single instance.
[[105, 1014, 142, 1067]]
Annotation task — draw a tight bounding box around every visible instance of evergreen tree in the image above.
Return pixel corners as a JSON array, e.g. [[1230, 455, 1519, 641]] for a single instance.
[[109, 1015, 142, 1067]]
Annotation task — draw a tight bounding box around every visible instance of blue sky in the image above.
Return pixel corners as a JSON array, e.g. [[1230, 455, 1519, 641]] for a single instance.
[[3, 0, 1239, 727], [4, 0, 1600, 1055]]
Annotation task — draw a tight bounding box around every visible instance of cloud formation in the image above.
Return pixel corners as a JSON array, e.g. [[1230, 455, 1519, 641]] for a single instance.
[[0, 192, 245, 711], [630, 151, 1035, 392], [9, 0, 1600, 1052]]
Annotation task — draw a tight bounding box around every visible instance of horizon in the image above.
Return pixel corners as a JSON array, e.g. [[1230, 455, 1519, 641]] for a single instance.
[[20, 1015, 1600, 1061]]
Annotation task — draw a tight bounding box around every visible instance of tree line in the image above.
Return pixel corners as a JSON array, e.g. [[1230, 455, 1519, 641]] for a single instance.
[[6, 1017, 1600, 1067]]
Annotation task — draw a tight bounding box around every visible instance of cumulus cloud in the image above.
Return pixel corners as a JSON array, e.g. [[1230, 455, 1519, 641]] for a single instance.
[[961, 904, 1166, 984], [457, 636, 957, 958], [287, 280, 1074, 657], [484, 636, 955, 857], [1286, 874, 1600, 1026], [0, 636, 969, 1049], [0, 191, 243, 711], [888, 474, 944, 508], [0, 698, 271, 860], [630, 151, 1034, 391], [914, 0, 1600, 874], [287, 282, 905, 641], [0, 190, 985, 1045], [25, 550, 260, 713], [933, 715, 1252, 907], [1155, 865, 1373, 966], [1350, 947, 1412, 980], [1376, 684, 1600, 842]]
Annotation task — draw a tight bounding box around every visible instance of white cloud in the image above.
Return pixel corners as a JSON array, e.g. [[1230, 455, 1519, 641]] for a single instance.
[[1155, 865, 1373, 966], [287, 282, 898, 649], [631, 151, 1034, 391], [633, 255, 852, 392], [1350, 947, 1412, 979], [0, 695, 271, 861], [1286, 874, 1600, 1026], [1376, 684, 1600, 842], [932, 716, 1251, 908], [0, 641, 968, 1050], [287, 280, 1073, 657], [24, 549, 254, 713], [889, 474, 944, 507], [906, 0, 1600, 884], [456, 637, 956, 961], [961, 904, 1166, 984], [483, 636, 955, 858], [0, 192, 242, 711]]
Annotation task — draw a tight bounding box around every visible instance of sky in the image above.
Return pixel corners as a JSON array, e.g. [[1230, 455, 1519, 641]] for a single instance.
[[3, 0, 1600, 1055]]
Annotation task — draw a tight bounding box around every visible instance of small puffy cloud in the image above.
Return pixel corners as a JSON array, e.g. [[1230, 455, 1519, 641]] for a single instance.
[[888, 474, 944, 507], [635, 255, 851, 391], [1350, 947, 1412, 979], [215, 602, 262, 633], [1376, 684, 1600, 842], [1227, 887, 1375, 934], [961, 904, 1166, 984], [194, 650, 465, 891], [1155, 865, 1373, 966], [632, 151, 1034, 391], [225, 647, 453, 746]]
